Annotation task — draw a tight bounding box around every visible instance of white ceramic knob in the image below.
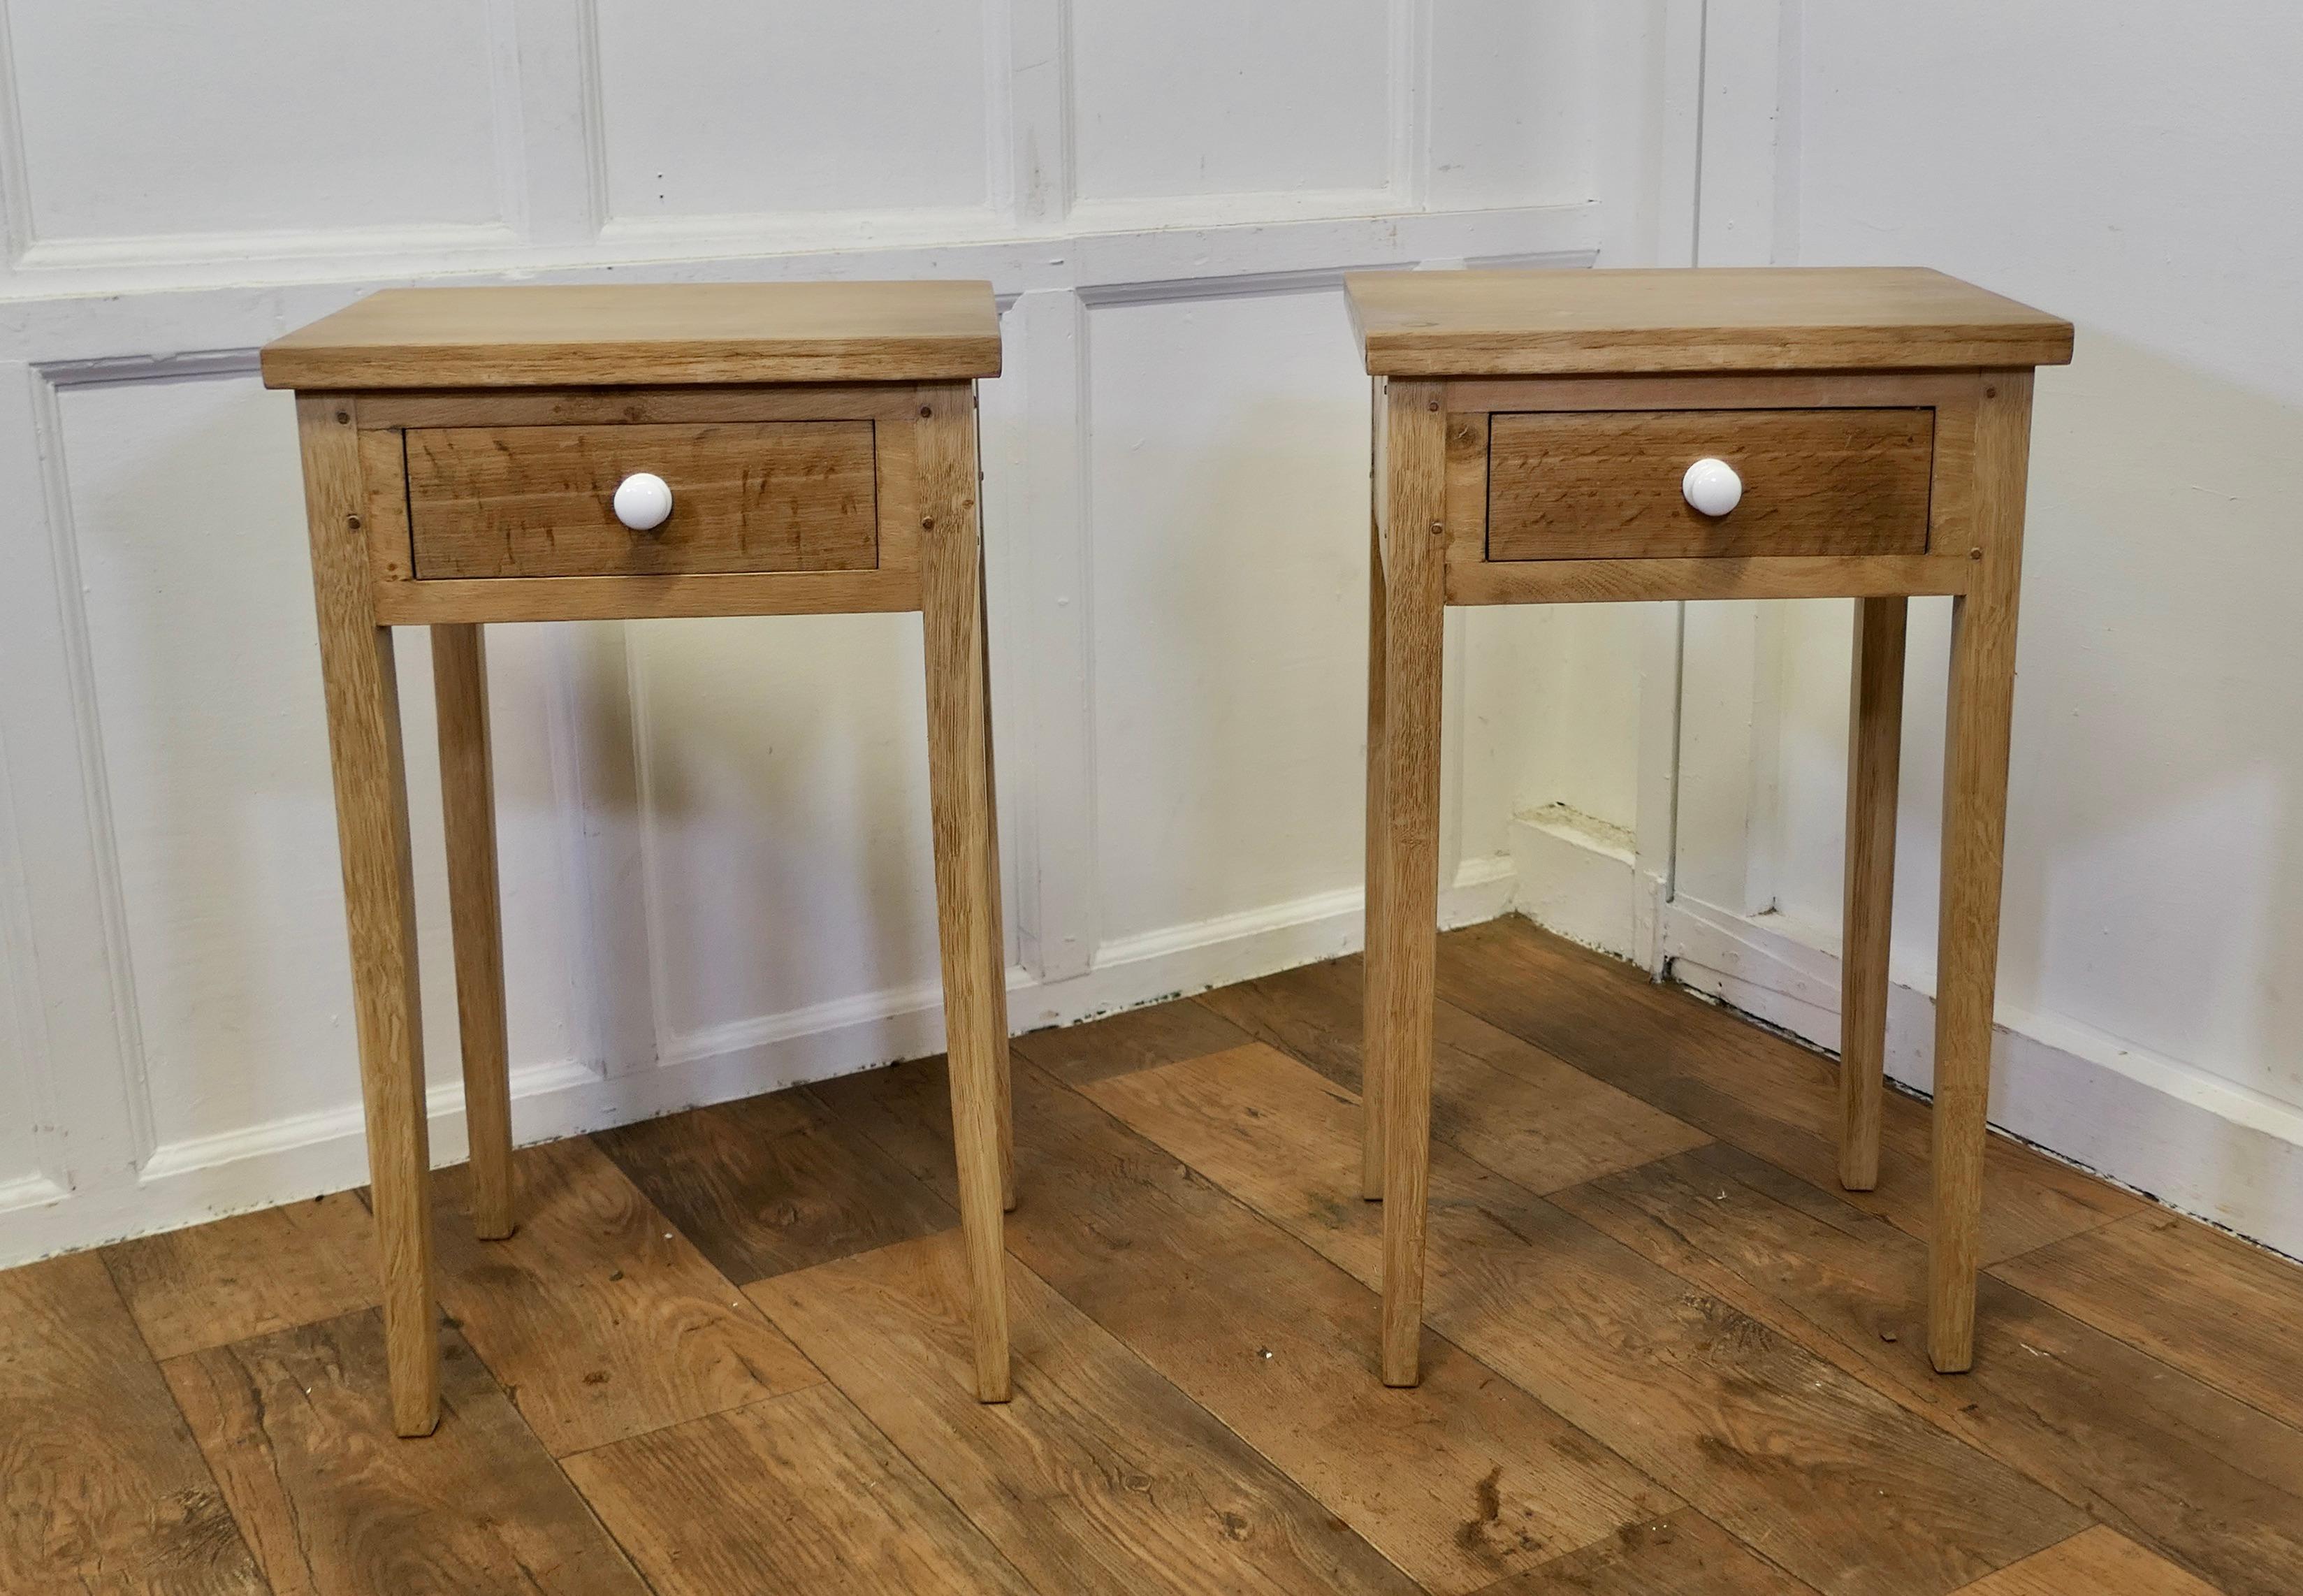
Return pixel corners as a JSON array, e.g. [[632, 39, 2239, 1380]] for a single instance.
[[613, 472, 673, 532], [1681, 457, 1742, 517]]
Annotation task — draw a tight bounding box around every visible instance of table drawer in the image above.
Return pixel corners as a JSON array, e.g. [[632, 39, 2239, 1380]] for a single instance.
[[405, 420, 878, 579], [1485, 407, 1933, 561]]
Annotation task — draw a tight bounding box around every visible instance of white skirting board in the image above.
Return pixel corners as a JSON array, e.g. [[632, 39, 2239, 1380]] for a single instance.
[[0, 857, 1518, 1270], [1661, 896, 2303, 1263], [1501, 811, 2303, 1263]]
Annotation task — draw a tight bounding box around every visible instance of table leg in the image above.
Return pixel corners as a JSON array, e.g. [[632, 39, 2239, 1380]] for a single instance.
[[1930, 371, 2033, 1373], [1839, 597, 1907, 1191], [433, 623, 515, 1240], [1360, 500, 1390, 1203], [977, 554, 1015, 1214], [1372, 380, 1448, 1388], [918, 385, 1012, 1402], [298, 396, 439, 1437]]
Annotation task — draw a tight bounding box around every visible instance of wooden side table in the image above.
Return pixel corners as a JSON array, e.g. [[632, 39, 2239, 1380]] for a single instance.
[[1345, 268, 2073, 1385], [262, 282, 1017, 1435]]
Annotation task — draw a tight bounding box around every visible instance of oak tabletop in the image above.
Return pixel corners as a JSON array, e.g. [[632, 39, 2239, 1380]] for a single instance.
[[1344, 266, 2072, 377], [262, 280, 1003, 390]]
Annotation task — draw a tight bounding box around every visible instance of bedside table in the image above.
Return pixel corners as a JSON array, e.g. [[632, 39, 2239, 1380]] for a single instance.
[[263, 282, 1016, 1434], [1344, 267, 2073, 1385]]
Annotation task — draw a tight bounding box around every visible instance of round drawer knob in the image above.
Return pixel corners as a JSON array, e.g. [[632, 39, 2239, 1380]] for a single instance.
[[1681, 457, 1742, 517], [612, 472, 673, 532]]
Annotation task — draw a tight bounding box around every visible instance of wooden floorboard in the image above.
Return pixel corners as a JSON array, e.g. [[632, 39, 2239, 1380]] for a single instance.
[[430, 1135, 821, 1457], [562, 1381, 1037, 1596], [1014, 994, 1253, 1087], [1992, 1207, 2303, 1432], [1088, 1043, 2086, 1596], [832, 1054, 1678, 1595], [164, 1307, 643, 1595], [1478, 1507, 1819, 1595], [103, 1191, 379, 1362], [1203, 956, 1713, 1191], [1433, 921, 2142, 1263], [1553, 1140, 2303, 1596], [753, 1229, 1422, 1595], [1949, 1525, 2226, 1595], [3, 913, 2293, 1596], [595, 1082, 956, 1284], [0, 1253, 266, 1595]]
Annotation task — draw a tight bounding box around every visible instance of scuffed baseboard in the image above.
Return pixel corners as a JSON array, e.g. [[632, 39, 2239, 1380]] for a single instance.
[[1501, 807, 2302, 1260], [1660, 893, 2303, 1261]]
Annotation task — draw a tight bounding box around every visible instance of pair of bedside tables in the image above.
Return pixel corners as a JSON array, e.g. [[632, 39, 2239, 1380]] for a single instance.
[[262, 268, 2070, 1433]]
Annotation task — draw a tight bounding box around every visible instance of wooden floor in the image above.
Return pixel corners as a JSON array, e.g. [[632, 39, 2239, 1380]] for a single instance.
[[5, 918, 2297, 1595]]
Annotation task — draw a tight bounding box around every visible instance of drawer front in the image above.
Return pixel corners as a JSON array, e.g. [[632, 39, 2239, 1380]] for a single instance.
[[1485, 407, 1933, 562], [406, 420, 878, 579]]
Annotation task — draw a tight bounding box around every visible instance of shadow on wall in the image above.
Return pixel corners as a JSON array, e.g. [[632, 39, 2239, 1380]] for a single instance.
[[2005, 333, 2303, 1099], [1810, 328, 2303, 1240]]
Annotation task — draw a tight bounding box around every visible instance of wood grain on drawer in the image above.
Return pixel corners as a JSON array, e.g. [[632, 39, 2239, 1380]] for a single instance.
[[406, 421, 877, 579], [1486, 408, 1933, 561]]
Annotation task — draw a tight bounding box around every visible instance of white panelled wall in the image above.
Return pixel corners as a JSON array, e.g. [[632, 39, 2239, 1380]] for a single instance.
[[0, 0, 1689, 1263], [8, 2, 2294, 1268]]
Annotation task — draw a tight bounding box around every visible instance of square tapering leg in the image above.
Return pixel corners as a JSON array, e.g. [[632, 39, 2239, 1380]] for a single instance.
[[432, 623, 516, 1241], [1838, 596, 1908, 1191], [1361, 507, 1393, 1203], [298, 395, 440, 1437], [1928, 371, 2033, 1373], [1369, 380, 1448, 1388], [917, 384, 1013, 1403]]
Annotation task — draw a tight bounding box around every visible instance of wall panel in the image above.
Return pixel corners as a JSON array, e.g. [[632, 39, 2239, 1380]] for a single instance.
[[58, 377, 583, 1154], [1070, 0, 1390, 202], [1427, 0, 1599, 208], [627, 614, 945, 1050], [6, 0, 502, 248], [1085, 289, 1373, 944], [595, 0, 990, 221]]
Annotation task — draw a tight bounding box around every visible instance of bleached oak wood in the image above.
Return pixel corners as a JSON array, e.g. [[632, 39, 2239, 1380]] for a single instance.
[[262, 281, 1003, 389], [356, 427, 414, 586], [1360, 463, 1390, 1203], [295, 393, 439, 1437], [1838, 597, 1908, 1192], [916, 382, 1013, 1402], [1347, 268, 2073, 377], [1369, 379, 1448, 1387], [274, 285, 1012, 1425], [1929, 371, 2035, 1373], [1443, 370, 1978, 416], [1444, 553, 1969, 607], [356, 384, 922, 429], [1485, 408, 1934, 562], [431, 623, 514, 1240], [370, 568, 920, 625], [979, 549, 1015, 1214], [1439, 409, 1490, 584], [1358, 273, 2063, 1390], [405, 421, 878, 579]]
